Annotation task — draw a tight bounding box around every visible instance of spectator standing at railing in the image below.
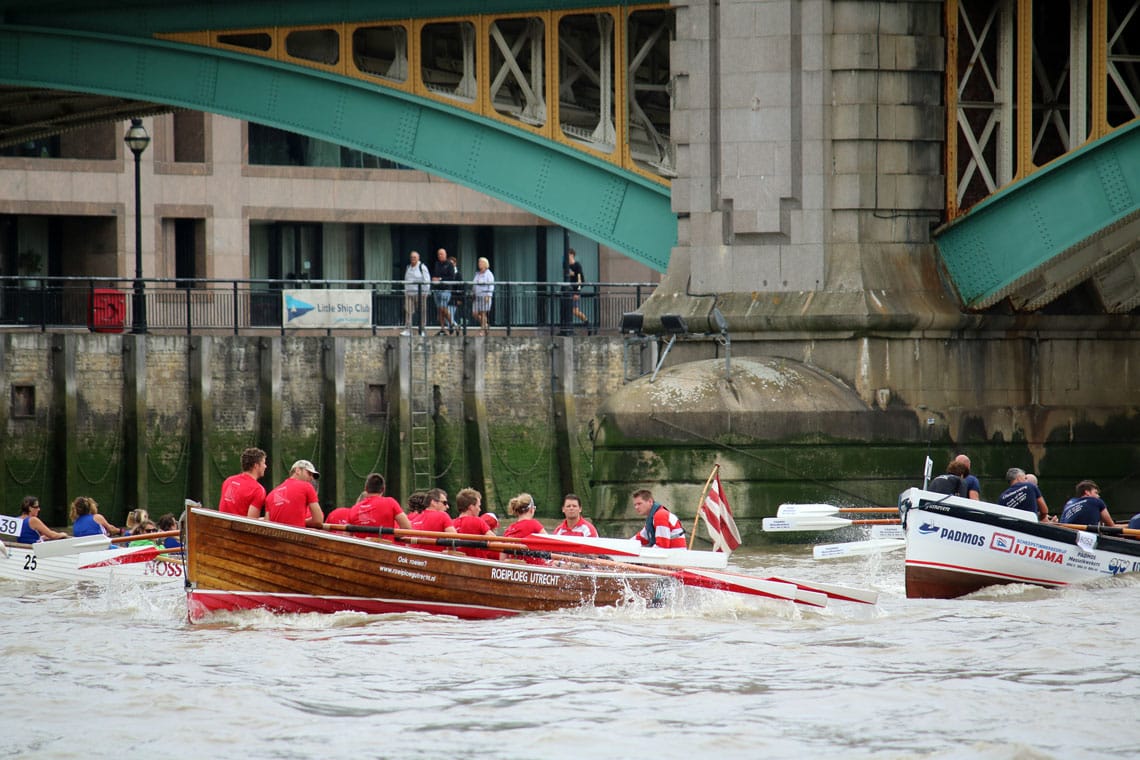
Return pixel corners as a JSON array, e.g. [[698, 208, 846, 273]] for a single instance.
[[402, 250, 431, 336], [448, 255, 462, 330], [564, 249, 589, 327], [430, 248, 457, 335], [472, 257, 495, 337]]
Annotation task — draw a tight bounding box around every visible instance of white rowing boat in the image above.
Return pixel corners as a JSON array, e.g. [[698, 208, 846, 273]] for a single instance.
[[899, 487, 1140, 598], [0, 541, 185, 586]]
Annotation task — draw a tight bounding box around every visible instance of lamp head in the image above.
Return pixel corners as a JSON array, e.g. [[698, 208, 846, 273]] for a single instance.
[[124, 118, 151, 156], [620, 312, 644, 335], [660, 314, 688, 335]]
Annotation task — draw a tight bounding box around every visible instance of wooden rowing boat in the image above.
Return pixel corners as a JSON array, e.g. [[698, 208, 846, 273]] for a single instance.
[[184, 508, 677, 620], [899, 487, 1140, 598], [0, 540, 185, 586]]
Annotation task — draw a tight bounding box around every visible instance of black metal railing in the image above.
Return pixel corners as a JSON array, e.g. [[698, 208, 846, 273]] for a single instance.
[[0, 277, 656, 336]]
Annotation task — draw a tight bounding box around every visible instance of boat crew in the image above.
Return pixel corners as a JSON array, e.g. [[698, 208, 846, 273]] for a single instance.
[[219, 447, 268, 518], [997, 468, 1051, 521], [349, 473, 412, 538], [503, 494, 547, 538], [630, 489, 686, 548], [265, 460, 324, 528], [70, 496, 121, 537], [1059, 480, 1117, 527], [16, 495, 67, 543], [553, 494, 598, 538]]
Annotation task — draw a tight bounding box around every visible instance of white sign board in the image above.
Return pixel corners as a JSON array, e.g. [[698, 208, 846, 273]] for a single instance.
[[282, 289, 372, 328]]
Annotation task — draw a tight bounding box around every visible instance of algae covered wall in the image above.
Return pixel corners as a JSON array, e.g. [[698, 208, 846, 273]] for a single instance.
[[1, 331, 1138, 539], [0, 333, 616, 530]]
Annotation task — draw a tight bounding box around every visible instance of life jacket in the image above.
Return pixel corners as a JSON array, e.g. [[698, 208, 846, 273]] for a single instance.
[[643, 503, 662, 546], [928, 473, 968, 497]]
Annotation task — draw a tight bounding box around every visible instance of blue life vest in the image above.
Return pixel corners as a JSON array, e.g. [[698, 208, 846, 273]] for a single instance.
[[643, 503, 663, 547]]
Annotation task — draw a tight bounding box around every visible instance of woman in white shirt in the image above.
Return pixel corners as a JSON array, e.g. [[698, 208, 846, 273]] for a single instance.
[[472, 257, 495, 336]]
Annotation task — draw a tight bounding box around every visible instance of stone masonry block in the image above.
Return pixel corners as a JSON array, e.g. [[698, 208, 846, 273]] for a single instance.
[[830, 33, 878, 70]]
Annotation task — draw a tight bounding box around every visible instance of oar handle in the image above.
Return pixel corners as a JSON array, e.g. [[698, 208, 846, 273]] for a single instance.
[[1059, 523, 1140, 538], [108, 530, 179, 545]]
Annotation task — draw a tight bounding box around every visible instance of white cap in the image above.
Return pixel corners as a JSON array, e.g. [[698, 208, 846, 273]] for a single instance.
[[291, 459, 320, 479]]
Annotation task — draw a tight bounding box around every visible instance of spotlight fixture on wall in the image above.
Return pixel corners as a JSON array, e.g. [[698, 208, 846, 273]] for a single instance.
[[620, 312, 644, 335], [650, 313, 688, 382]]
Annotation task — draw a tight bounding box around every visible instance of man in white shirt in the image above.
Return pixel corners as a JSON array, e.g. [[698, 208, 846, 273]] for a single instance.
[[403, 250, 431, 335]]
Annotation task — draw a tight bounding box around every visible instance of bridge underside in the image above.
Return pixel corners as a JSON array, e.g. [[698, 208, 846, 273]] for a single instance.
[[935, 120, 1140, 313], [0, 22, 674, 271]]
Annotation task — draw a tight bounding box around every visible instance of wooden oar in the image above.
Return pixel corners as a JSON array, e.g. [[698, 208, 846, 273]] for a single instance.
[[812, 538, 907, 560], [77, 545, 183, 568], [534, 549, 825, 607], [777, 503, 899, 517], [762, 516, 900, 533], [325, 524, 728, 568], [1059, 523, 1140, 539], [34, 530, 181, 558], [348, 529, 827, 607]]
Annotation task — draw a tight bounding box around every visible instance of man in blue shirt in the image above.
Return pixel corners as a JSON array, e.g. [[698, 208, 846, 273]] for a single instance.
[[997, 467, 1050, 521], [953, 454, 982, 500], [1059, 480, 1117, 527]]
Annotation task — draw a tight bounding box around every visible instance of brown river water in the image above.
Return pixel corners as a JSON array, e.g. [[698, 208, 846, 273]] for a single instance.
[[3, 545, 1138, 759]]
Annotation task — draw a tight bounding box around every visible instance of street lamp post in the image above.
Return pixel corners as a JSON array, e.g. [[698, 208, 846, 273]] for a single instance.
[[124, 118, 151, 334]]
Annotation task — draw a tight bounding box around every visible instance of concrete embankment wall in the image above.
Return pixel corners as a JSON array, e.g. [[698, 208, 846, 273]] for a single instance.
[[2, 330, 1138, 538]]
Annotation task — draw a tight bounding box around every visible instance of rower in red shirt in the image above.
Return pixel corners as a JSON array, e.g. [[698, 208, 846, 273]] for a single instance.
[[349, 473, 411, 538], [218, 447, 267, 518], [553, 493, 599, 538], [265, 459, 323, 528], [630, 488, 686, 548]]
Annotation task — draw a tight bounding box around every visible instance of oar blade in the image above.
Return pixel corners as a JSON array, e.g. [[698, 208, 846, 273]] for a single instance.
[[766, 574, 880, 605], [78, 546, 161, 568], [776, 503, 840, 517], [762, 516, 851, 532], [522, 534, 729, 569], [812, 538, 906, 560], [34, 535, 112, 558], [869, 524, 906, 540], [676, 569, 813, 605]]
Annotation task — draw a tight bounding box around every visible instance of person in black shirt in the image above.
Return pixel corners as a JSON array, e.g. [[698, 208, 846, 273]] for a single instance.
[[430, 248, 457, 335], [565, 249, 588, 324]]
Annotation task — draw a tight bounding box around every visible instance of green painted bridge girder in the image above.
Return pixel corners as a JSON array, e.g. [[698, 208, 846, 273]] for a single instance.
[[0, 0, 653, 37], [935, 120, 1140, 310], [0, 24, 675, 271]]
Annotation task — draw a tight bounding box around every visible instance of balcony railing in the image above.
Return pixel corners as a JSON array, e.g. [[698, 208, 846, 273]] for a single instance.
[[0, 277, 656, 336]]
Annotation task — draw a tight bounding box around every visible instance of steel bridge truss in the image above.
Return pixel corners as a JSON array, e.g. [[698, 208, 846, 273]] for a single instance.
[[947, 0, 1140, 218], [161, 5, 675, 186]]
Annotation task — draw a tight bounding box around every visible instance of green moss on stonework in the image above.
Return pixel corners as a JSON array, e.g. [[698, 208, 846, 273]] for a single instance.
[[484, 422, 561, 520], [207, 433, 266, 481]]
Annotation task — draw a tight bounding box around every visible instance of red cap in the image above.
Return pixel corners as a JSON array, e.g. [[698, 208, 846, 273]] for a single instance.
[[482, 512, 499, 530]]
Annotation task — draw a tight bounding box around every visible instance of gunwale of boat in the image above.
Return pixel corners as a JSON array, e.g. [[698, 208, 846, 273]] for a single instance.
[[186, 508, 674, 616]]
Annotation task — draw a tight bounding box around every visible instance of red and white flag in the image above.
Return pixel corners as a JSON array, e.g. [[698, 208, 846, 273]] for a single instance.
[[701, 472, 742, 553]]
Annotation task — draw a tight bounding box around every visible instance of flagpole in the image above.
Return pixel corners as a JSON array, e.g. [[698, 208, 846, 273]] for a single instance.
[[689, 462, 721, 550]]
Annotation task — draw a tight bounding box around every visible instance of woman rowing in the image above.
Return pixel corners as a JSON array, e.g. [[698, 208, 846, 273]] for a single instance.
[[70, 496, 121, 538], [16, 495, 67, 543], [503, 494, 546, 539]]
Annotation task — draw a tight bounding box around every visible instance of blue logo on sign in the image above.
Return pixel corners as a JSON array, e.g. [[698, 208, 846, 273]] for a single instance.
[[285, 295, 315, 322], [918, 522, 939, 534]]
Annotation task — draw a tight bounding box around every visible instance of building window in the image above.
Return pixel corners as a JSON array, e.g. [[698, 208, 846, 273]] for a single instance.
[[247, 123, 408, 169], [172, 111, 206, 163], [11, 385, 34, 418], [366, 384, 387, 416]]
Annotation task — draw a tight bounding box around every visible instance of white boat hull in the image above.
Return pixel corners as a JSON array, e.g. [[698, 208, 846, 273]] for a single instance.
[[0, 542, 185, 586], [899, 488, 1140, 598]]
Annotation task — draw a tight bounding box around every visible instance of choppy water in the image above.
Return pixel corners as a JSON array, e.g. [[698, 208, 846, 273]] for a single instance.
[[3, 546, 1138, 760]]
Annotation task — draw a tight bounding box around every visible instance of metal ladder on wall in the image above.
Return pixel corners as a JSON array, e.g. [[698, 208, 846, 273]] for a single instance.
[[409, 336, 433, 492]]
